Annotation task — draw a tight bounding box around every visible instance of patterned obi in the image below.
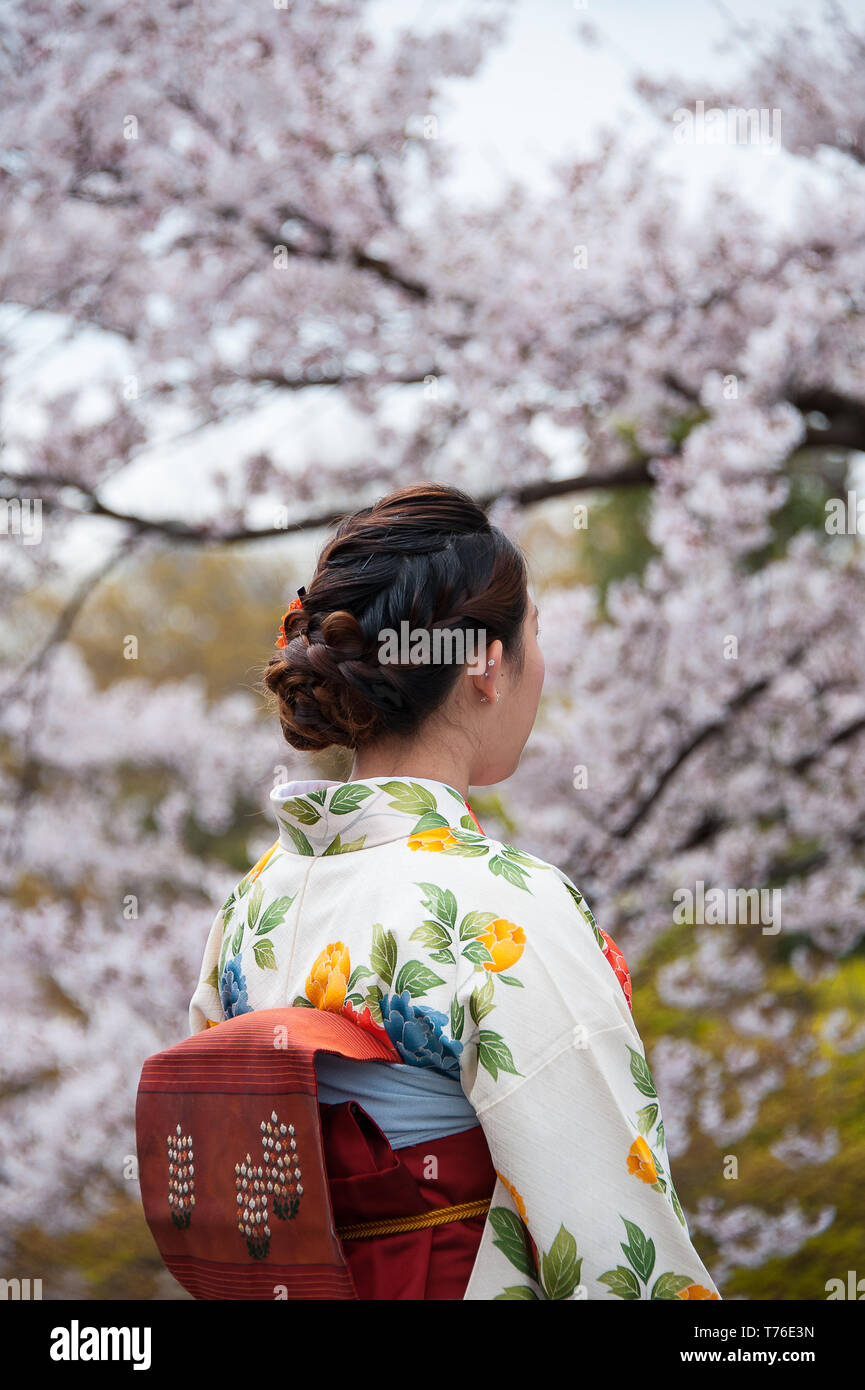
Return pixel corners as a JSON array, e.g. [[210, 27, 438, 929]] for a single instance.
[[136, 1006, 495, 1299]]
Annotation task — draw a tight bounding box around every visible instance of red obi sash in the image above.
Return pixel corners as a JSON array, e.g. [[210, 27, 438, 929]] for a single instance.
[[136, 1007, 495, 1300], [321, 1100, 495, 1298]]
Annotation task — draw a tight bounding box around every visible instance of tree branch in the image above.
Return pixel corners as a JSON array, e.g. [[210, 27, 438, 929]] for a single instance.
[[0, 539, 134, 706], [0, 461, 654, 545], [610, 645, 807, 841]]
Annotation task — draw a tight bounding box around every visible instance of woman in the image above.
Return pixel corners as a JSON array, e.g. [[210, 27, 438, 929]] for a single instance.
[[188, 482, 720, 1301]]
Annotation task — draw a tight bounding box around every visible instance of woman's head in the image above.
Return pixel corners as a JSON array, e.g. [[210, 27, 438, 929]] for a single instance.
[[263, 483, 544, 784]]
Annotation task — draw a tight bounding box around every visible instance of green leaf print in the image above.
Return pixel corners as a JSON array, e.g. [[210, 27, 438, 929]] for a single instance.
[[489, 1208, 537, 1279], [462, 939, 494, 966], [477, 1029, 521, 1081], [230, 918, 245, 955], [221, 891, 236, 927], [364, 984, 383, 1023], [429, 947, 456, 964], [307, 788, 328, 805], [489, 855, 530, 892], [627, 1045, 658, 1098], [415, 882, 457, 929], [497, 973, 524, 987], [636, 1102, 659, 1136], [449, 827, 487, 845], [441, 841, 489, 858], [469, 974, 495, 1024], [246, 882, 264, 932], [409, 812, 451, 834], [445, 785, 469, 803], [280, 822, 314, 856], [650, 1272, 694, 1300], [460, 813, 477, 830], [450, 996, 465, 1041], [560, 877, 586, 909], [205, 964, 219, 990], [381, 779, 437, 816], [292, 995, 314, 1007], [347, 964, 374, 991], [253, 939, 276, 971], [256, 894, 296, 935], [601, 1219, 694, 1300], [598, 1265, 641, 1299], [669, 1184, 686, 1227], [409, 919, 452, 950], [329, 783, 373, 814], [370, 924, 397, 986], [560, 876, 600, 931], [500, 844, 546, 869], [621, 1217, 656, 1285], [280, 796, 321, 825], [322, 832, 367, 854], [490, 1213, 588, 1301], [458, 909, 498, 940], [542, 1226, 583, 1300], [628, 1067, 685, 1226], [394, 960, 445, 998]]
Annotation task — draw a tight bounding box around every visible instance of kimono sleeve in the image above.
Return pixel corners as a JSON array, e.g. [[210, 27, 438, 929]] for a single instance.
[[458, 868, 720, 1301], [188, 903, 226, 1034]]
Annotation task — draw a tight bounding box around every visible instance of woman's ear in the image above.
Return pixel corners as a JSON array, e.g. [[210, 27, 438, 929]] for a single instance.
[[468, 637, 503, 705]]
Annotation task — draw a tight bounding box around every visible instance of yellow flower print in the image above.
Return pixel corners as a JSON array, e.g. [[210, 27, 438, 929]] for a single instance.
[[407, 827, 459, 852], [306, 942, 351, 1010], [205, 1019, 222, 1029], [626, 1136, 658, 1185], [678, 1284, 720, 1300], [247, 841, 279, 883], [478, 919, 526, 973], [495, 1169, 528, 1223]]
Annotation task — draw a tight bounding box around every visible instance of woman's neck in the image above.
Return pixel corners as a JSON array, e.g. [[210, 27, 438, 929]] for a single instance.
[[349, 738, 471, 800]]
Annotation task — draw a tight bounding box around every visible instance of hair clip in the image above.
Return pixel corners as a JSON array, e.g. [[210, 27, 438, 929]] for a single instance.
[[276, 587, 307, 648]]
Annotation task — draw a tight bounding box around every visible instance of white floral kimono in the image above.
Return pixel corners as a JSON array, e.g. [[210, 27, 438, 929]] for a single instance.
[[189, 774, 720, 1301]]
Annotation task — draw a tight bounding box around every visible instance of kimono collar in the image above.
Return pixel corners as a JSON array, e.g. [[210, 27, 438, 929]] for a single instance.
[[270, 775, 484, 857]]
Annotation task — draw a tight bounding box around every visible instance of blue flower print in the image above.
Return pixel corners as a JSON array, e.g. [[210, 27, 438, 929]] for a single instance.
[[220, 954, 252, 1018], [379, 990, 463, 1076]]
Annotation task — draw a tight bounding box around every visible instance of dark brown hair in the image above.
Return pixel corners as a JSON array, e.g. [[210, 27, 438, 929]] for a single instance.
[[263, 483, 528, 751]]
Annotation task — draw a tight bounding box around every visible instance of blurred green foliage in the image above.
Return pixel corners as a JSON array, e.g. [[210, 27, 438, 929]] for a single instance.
[[636, 927, 865, 1301]]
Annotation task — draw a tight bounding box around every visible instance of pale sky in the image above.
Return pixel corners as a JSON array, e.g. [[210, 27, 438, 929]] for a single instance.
[[371, 0, 811, 214]]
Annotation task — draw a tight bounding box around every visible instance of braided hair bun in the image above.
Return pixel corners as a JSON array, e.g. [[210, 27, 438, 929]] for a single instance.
[[263, 483, 527, 752]]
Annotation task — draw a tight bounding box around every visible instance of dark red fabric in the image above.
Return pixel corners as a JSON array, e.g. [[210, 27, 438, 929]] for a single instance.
[[136, 1009, 401, 1300], [320, 1100, 497, 1300]]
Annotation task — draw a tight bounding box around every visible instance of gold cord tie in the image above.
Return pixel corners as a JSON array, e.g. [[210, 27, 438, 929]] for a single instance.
[[335, 1196, 491, 1242]]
